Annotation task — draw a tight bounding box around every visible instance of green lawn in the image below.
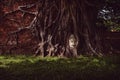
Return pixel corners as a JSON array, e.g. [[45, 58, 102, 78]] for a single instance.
[[0, 55, 120, 80]]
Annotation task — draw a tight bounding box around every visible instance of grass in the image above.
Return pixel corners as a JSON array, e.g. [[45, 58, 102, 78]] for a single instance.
[[0, 55, 120, 80]]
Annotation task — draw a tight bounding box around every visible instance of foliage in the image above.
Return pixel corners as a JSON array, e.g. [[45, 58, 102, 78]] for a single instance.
[[0, 55, 120, 80], [97, 0, 120, 32]]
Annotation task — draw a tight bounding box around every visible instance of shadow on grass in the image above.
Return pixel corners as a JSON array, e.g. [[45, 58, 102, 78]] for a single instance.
[[0, 55, 120, 80]]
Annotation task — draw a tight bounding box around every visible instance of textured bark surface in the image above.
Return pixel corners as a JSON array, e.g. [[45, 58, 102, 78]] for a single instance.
[[0, 0, 104, 57]]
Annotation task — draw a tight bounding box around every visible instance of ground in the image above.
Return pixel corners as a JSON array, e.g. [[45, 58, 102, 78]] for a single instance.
[[0, 55, 120, 80]]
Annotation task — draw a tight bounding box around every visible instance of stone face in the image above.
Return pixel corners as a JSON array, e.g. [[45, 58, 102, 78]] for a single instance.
[[67, 34, 78, 57], [69, 34, 77, 48]]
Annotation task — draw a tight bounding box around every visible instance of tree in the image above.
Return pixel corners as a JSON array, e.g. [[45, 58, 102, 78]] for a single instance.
[[0, 0, 109, 57]]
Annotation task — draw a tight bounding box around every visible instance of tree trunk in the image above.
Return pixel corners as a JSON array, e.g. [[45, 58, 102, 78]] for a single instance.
[[33, 0, 103, 57], [1, 0, 104, 57]]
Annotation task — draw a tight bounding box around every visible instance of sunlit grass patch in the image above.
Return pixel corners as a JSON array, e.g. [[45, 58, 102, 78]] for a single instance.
[[0, 55, 120, 80]]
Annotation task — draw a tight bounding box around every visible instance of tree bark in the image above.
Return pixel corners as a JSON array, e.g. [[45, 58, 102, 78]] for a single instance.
[[33, 0, 103, 57], [0, 0, 104, 57]]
